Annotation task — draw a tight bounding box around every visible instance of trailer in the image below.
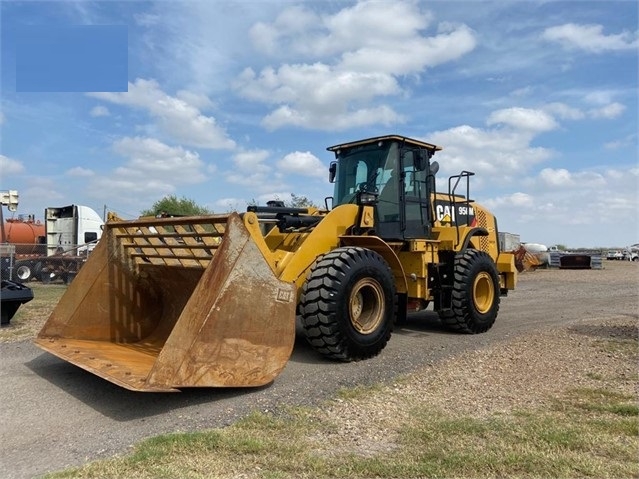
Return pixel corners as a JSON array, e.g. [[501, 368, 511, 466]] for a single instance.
[[1, 195, 103, 283]]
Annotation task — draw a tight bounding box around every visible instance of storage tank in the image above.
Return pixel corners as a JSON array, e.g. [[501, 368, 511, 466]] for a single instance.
[[2, 218, 46, 254], [522, 242, 550, 266]]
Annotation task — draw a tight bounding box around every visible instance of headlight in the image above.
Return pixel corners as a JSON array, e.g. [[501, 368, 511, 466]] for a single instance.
[[357, 191, 379, 205]]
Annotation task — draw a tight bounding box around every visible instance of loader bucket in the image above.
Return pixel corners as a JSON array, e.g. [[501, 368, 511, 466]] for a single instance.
[[35, 213, 297, 392]]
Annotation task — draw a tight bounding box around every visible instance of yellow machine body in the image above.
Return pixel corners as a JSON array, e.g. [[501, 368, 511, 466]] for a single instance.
[[36, 135, 517, 391]]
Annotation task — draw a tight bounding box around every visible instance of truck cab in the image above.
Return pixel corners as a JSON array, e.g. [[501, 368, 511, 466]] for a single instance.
[[46, 205, 103, 256], [328, 135, 441, 241]]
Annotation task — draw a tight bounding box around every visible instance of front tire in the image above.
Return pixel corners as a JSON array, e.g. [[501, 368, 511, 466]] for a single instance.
[[438, 249, 500, 334], [299, 247, 396, 361]]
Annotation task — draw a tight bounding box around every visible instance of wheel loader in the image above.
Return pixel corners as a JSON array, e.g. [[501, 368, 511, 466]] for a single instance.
[[35, 135, 517, 392]]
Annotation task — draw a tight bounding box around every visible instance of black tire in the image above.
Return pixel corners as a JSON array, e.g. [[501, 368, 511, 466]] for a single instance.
[[438, 249, 500, 334], [32, 262, 43, 280], [299, 246, 396, 361], [40, 271, 55, 284], [15, 263, 33, 282]]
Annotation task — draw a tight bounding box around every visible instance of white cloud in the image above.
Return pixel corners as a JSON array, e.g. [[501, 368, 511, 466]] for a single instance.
[[235, 65, 403, 130], [262, 104, 403, 131], [232, 149, 270, 172], [134, 12, 161, 27], [236, 0, 476, 130], [224, 148, 288, 193], [543, 103, 585, 121], [338, 24, 476, 74], [112, 136, 207, 182], [539, 168, 609, 189], [588, 102, 625, 119], [484, 192, 535, 208], [583, 90, 617, 105], [604, 133, 637, 150], [483, 166, 638, 245], [24, 185, 65, 203], [89, 105, 110, 117], [176, 90, 215, 110], [543, 98, 625, 121], [428, 122, 554, 179], [0, 155, 25, 175], [487, 107, 558, 132], [66, 167, 95, 177], [542, 23, 639, 53], [250, 1, 436, 60], [277, 151, 325, 178], [89, 78, 236, 149], [89, 177, 175, 198], [84, 136, 211, 207], [539, 168, 574, 187]]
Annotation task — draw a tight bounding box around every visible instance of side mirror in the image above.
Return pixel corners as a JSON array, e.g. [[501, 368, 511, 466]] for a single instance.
[[430, 160, 440, 176], [328, 161, 337, 183]]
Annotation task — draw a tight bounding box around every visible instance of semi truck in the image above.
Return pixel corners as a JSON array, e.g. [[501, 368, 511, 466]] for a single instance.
[[1, 204, 104, 284]]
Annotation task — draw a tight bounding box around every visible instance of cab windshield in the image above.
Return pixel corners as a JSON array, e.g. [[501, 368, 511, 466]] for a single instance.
[[333, 141, 399, 206]]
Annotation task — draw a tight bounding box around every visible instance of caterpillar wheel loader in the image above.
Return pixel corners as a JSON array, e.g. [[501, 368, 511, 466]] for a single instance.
[[36, 135, 517, 392]]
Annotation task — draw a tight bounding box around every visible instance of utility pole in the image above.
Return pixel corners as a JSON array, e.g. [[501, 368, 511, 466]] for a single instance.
[[0, 190, 20, 243]]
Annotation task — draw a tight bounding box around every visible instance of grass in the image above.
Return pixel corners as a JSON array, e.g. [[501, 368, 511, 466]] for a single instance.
[[47, 387, 639, 479], [0, 283, 67, 342], [46, 323, 638, 479]]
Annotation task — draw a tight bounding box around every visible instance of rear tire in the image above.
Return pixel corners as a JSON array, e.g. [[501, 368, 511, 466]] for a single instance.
[[15, 263, 33, 282], [40, 271, 55, 284], [438, 249, 500, 334], [32, 262, 43, 280], [299, 247, 396, 361]]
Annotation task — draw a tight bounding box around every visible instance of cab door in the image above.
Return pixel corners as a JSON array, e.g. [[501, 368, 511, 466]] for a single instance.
[[400, 150, 432, 240]]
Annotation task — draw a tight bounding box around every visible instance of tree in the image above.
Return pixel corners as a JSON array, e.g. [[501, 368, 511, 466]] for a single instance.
[[247, 194, 319, 209], [141, 195, 211, 217], [286, 193, 318, 209]]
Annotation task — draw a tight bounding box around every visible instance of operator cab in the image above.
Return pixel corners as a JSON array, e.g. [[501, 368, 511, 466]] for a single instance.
[[328, 135, 441, 241]]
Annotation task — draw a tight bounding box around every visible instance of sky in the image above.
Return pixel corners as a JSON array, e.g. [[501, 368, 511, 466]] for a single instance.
[[0, 0, 637, 248]]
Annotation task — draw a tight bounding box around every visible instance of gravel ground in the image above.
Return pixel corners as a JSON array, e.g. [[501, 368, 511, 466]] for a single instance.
[[313, 315, 638, 458], [1, 259, 637, 478]]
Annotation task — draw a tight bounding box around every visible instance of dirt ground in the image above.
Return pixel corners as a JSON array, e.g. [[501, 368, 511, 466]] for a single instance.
[[1, 259, 637, 478], [304, 260, 639, 457]]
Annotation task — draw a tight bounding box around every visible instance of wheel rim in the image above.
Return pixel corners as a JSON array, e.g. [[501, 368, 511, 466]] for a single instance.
[[349, 278, 385, 334], [16, 266, 31, 280], [473, 271, 494, 314]]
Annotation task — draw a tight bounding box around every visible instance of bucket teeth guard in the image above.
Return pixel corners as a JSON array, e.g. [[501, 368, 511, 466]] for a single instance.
[[35, 213, 296, 392]]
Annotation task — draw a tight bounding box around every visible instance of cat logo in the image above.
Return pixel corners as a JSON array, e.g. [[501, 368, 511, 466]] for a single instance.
[[275, 288, 293, 303], [436, 204, 457, 223], [434, 201, 476, 226]]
